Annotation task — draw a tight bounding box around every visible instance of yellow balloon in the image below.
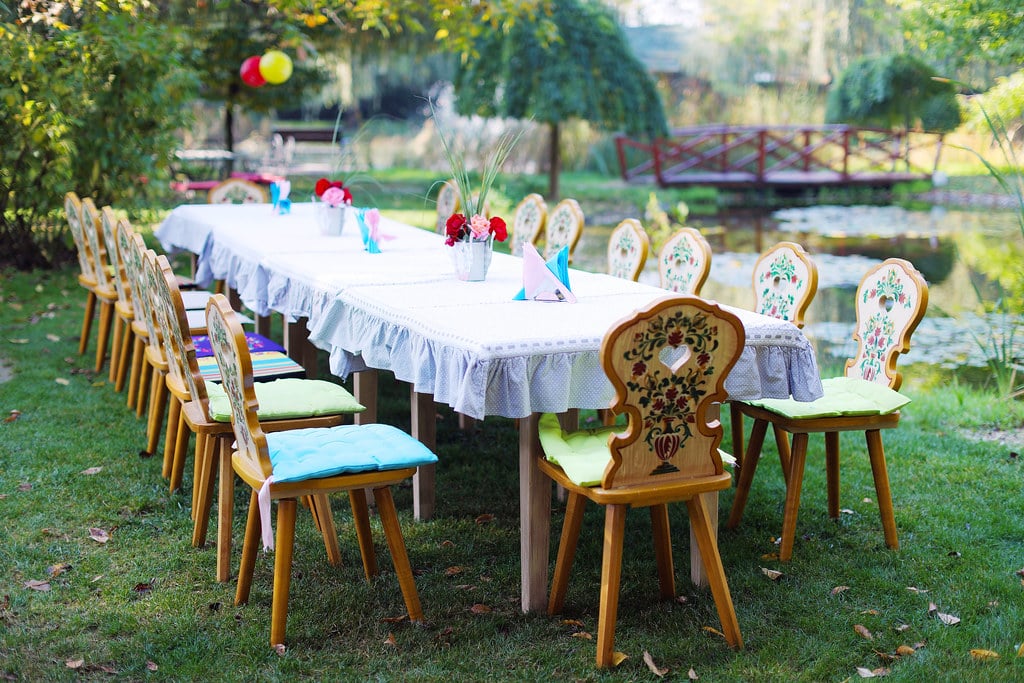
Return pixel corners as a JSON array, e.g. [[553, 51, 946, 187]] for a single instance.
[[259, 50, 293, 85]]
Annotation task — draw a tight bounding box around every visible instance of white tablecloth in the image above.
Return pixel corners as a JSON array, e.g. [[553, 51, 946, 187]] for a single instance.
[[157, 202, 823, 420]]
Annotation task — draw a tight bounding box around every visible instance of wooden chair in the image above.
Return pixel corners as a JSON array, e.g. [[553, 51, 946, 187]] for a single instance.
[[205, 294, 435, 647], [64, 193, 103, 362], [207, 178, 268, 204], [543, 198, 584, 262], [435, 179, 460, 234], [79, 198, 118, 373], [510, 193, 547, 256], [606, 219, 650, 281], [727, 258, 929, 562], [100, 208, 134, 389], [537, 296, 746, 667], [658, 227, 712, 295], [147, 253, 364, 582], [729, 242, 818, 468]]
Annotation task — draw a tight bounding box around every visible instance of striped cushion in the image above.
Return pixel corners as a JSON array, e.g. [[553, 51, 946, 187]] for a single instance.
[[197, 351, 306, 383], [193, 332, 286, 358]]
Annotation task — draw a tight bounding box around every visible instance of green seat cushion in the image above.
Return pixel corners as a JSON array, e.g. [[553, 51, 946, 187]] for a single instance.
[[206, 378, 364, 422], [538, 413, 614, 487], [744, 376, 911, 419]]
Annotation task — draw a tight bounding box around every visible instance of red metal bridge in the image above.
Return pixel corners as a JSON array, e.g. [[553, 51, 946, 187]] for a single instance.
[[615, 124, 944, 189]]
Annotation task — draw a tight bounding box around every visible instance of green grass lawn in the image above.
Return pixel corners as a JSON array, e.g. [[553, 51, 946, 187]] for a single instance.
[[1, 175, 1023, 681]]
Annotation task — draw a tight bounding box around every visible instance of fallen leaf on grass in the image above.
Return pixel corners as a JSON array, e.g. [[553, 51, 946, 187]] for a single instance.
[[3, 410, 21, 423], [840, 508, 855, 515], [688, 668, 699, 680], [571, 632, 592, 640], [831, 585, 850, 595], [760, 552, 779, 560], [702, 626, 725, 639], [928, 603, 960, 625], [80, 467, 102, 476], [273, 643, 286, 656], [856, 666, 889, 678], [970, 649, 999, 660], [947, 551, 961, 558], [23, 579, 50, 592], [1017, 642, 1024, 657], [862, 498, 873, 504], [133, 580, 154, 593], [445, 566, 464, 577], [906, 586, 929, 594], [383, 633, 397, 648], [855, 624, 874, 640], [610, 651, 628, 667], [54, 377, 70, 386], [65, 659, 84, 669], [861, 609, 880, 616], [475, 513, 494, 525], [47, 563, 71, 577], [88, 528, 109, 544], [381, 614, 408, 624], [440, 540, 455, 548], [46, 334, 60, 342], [643, 650, 668, 677], [896, 645, 918, 656], [1015, 567, 1024, 578], [469, 603, 491, 614], [674, 595, 689, 605], [146, 661, 158, 671], [761, 567, 783, 581], [7, 339, 29, 345], [17, 482, 31, 492], [561, 619, 584, 627]]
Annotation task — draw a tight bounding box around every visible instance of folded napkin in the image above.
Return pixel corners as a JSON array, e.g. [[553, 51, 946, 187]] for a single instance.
[[270, 180, 291, 215], [514, 243, 576, 303], [356, 208, 395, 253]]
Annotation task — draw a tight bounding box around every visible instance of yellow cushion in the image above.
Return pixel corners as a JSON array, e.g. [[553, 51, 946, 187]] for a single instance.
[[537, 413, 614, 487], [744, 376, 911, 419]]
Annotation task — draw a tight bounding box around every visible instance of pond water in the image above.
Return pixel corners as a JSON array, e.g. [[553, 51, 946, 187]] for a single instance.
[[569, 204, 1023, 375]]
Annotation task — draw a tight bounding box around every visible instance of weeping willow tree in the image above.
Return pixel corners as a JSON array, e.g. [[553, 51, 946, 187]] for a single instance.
[[452, 0, 668, 199]]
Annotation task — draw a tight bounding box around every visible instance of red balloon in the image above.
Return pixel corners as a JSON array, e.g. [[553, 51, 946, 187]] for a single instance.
[[240, 56, 266, 87]]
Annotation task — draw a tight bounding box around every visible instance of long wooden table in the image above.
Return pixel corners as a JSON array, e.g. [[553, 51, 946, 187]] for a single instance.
[[157, 202, 824, 612]]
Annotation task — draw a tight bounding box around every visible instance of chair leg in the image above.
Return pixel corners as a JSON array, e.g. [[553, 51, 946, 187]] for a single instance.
[[162, 398, 181, 480], [93, 301, 114, 374], [109, 314, 124, 384], [136, 357, 152, 418], [126, 335, 145, 410], [350, 490, 378, 580], [548, 491, 586, 615], [726, 417, 769, 529], [269, 499, 297, 647], [191, 435, 216, 547], [729, 402, 744, 470], [114, 322, 133, 392], [309, 493, 341, 567], [217, 438, 235, 582], [650, 504, 675, 600], [779, 432, 810, 562], [235, 489, 261, 604], [825, 431, 841, 518], [145, 369, 168, 455], [596, 504, 626, 668], [687, 495, 743, 649], [773, 424, 792, 477], [866, 430, 899, 550], [78, 290, 96, 356], [373, 486, 424, 622], [169, 409, 192, 493]]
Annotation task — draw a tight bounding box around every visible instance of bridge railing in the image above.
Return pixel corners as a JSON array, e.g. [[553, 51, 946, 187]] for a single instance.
[[615, 124, 944, 187]]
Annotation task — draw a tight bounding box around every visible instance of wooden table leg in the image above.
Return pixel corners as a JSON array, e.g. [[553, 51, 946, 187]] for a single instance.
[[352, 369, 377, 425], [284, 316, 317, 378], [411, 389, 437, 521], [520, 413, 551, 613], [255, 314, 272, 338]]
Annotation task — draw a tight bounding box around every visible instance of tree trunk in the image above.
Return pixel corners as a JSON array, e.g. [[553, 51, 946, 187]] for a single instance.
[[547, 121, 561, 201], [224, 83, 238, 175]]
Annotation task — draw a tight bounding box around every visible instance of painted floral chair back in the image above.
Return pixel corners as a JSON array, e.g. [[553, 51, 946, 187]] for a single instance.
[[117, 221, 146, 326], [751, 241, 818, 327], [206, 294, 273, 480], [435, 180, 460, 234], [64, 192, 97, 282], [600, 297, 745, 490], [510, 193, 547, 256], [844, 258, 929, 390], [147, 250, 205, 410], [100, 208, 130, 307], [544, 198, 584, 262], [606, 219, 650, 281], [207, 178, 268, 204], [658, 228, 712, 295], [80, 198, 114, 293]]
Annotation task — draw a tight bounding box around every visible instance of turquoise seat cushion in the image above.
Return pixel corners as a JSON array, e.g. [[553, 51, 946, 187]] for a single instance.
[[538, 413, 614, 487], [744, 376, 911, 419], [206, 378, 364, 422], [266, 423, 438, 484]]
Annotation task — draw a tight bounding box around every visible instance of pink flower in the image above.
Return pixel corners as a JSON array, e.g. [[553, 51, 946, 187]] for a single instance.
[[321, 186, 350, 207], [469, 214, 491, 239]]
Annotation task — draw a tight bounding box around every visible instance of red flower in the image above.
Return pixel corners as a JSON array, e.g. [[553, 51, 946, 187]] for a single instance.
[[489, 217, 507, 242], [445, 213, 468, 244], [315, 177, 349, 199], [632, 361, 646, 377], [667, 330, 683, 346]]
